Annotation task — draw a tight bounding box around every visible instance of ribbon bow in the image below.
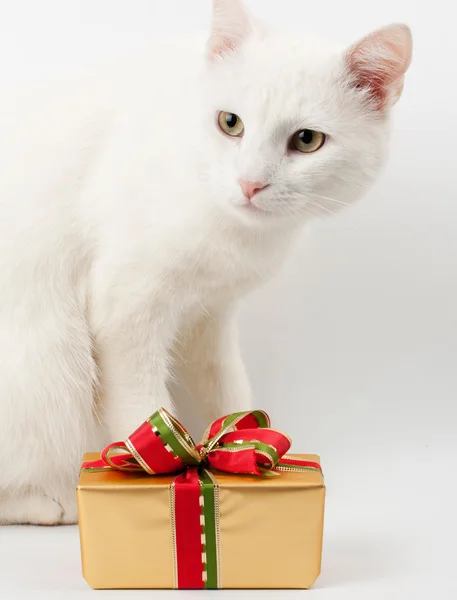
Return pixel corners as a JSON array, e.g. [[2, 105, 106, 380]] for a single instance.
[[82, 408, 321, 477]]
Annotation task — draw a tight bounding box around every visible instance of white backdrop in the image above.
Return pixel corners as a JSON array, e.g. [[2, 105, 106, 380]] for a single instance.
[[1, 1, 456, 599]]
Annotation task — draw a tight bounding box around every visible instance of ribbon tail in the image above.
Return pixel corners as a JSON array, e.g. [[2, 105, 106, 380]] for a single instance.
[[80, 458, 110, 472], [275, 455, 322, 473]]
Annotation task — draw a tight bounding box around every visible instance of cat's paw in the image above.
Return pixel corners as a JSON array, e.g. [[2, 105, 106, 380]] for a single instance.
[[0, 494, 64, 526], [58, 494, 78, 525], [28, 496, 64, 525]]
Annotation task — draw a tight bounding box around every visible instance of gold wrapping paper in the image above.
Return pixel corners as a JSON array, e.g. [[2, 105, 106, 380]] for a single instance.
[[77, 452, 325, 589]]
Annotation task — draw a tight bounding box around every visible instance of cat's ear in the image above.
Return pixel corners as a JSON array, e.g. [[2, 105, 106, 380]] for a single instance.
[[346, 24, 413, 110], [207, 0, 254, 62]]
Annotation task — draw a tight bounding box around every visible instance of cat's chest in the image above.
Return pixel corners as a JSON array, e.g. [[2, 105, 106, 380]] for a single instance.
[[171, 237, 263, 298], [159, 225, 281, 312], [170, 248, 257, 333]]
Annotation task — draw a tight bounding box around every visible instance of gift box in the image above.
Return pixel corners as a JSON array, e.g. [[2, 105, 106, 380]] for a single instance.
[[77, 409, 325, 589]]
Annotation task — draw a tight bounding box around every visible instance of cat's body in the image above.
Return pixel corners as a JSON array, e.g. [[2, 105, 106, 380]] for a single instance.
[[0, 0, 412, 524]]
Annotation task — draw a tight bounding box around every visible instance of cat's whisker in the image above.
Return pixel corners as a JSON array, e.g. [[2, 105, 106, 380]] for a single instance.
[[277, 202, 324, 223], [305, 199, 333, 216], [306, 192, 350, 207]]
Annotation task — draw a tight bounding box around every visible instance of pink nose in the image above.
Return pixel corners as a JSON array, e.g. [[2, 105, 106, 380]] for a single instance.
[[239, 179, 268, 201]]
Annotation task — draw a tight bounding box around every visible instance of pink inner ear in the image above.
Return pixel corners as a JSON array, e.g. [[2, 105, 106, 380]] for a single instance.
[[208, 36, 239, 62], [347, 25, 412, 110], [207, 0, 253, 62]]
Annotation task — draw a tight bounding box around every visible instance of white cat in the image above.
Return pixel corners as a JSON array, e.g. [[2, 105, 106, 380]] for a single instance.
[[0, 0, 412, 525]]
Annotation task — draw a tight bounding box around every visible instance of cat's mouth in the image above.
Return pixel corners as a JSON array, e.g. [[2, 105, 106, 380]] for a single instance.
[[239, 202, 272, 217], [230, 189, 276, 220], [238, 190, 276, 216]]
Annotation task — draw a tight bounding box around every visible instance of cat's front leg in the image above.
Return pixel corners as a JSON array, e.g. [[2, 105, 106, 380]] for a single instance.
[[177, 305, 252, 422], [96, 320, 174, 442]]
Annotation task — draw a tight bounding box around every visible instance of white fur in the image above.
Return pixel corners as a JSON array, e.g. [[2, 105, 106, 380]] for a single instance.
[[0, 0, 412, 524]]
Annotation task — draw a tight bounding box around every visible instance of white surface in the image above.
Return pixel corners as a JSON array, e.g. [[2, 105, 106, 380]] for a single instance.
[[2, 456, 455, 598], [1, 0, 456, 598]]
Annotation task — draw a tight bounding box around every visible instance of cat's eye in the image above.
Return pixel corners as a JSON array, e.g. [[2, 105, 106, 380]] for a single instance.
[[291, 129, 326, 153], [218, 111, 244, 137]]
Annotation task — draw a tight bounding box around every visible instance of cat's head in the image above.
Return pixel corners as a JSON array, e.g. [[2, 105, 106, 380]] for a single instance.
[[201, 0, 412, 228]]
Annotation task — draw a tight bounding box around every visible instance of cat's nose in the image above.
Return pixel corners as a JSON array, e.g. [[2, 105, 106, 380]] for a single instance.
[[239, 179, 269, 201]]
